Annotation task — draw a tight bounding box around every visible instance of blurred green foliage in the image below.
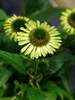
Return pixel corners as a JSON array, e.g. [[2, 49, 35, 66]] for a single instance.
[[23, 0, 48, 16]]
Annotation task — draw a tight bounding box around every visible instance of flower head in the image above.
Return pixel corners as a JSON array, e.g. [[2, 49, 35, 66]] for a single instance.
[[17, 20, 62, 59], [60, 9, 75, 35], [4, 15, 29, 41]]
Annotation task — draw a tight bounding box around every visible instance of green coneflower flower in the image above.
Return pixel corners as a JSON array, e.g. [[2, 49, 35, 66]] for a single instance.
[[17, 20, 62, 59], [60, 9, 75, 35], [4, 15, 29, 41]]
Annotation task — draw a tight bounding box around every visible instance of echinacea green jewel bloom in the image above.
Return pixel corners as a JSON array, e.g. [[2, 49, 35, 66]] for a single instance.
[[60, 9, 75, 35], [17, 20, 62, 59], [4, 15, 29, 41]]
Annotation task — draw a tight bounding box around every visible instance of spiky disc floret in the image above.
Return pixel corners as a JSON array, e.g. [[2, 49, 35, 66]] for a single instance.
[[17, 20, 62, 59], [4, 15, 29, 41], [60, 9, 75, 35]]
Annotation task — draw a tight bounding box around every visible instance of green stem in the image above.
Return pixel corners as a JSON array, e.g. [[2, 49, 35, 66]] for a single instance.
[[34, 59, 38, 76]]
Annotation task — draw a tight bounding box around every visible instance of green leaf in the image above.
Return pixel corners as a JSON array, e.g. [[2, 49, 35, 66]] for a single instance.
[[0, 34, 19, 53], [47, 51, 74, 74], [46, 51, 74, 98], [0, 50, 26, 74], [45, 92, 56, 100], [0, 9, 8, 20], [31, 7, 64, 22], [0, 97, 11, 100], [0, 67, 11, 87], [23, 0, 48, 16], [27, 87, 46, 100], [42, 81, 74, 100], [0, 85, 7, 97], [59, 60, 73, 93]]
